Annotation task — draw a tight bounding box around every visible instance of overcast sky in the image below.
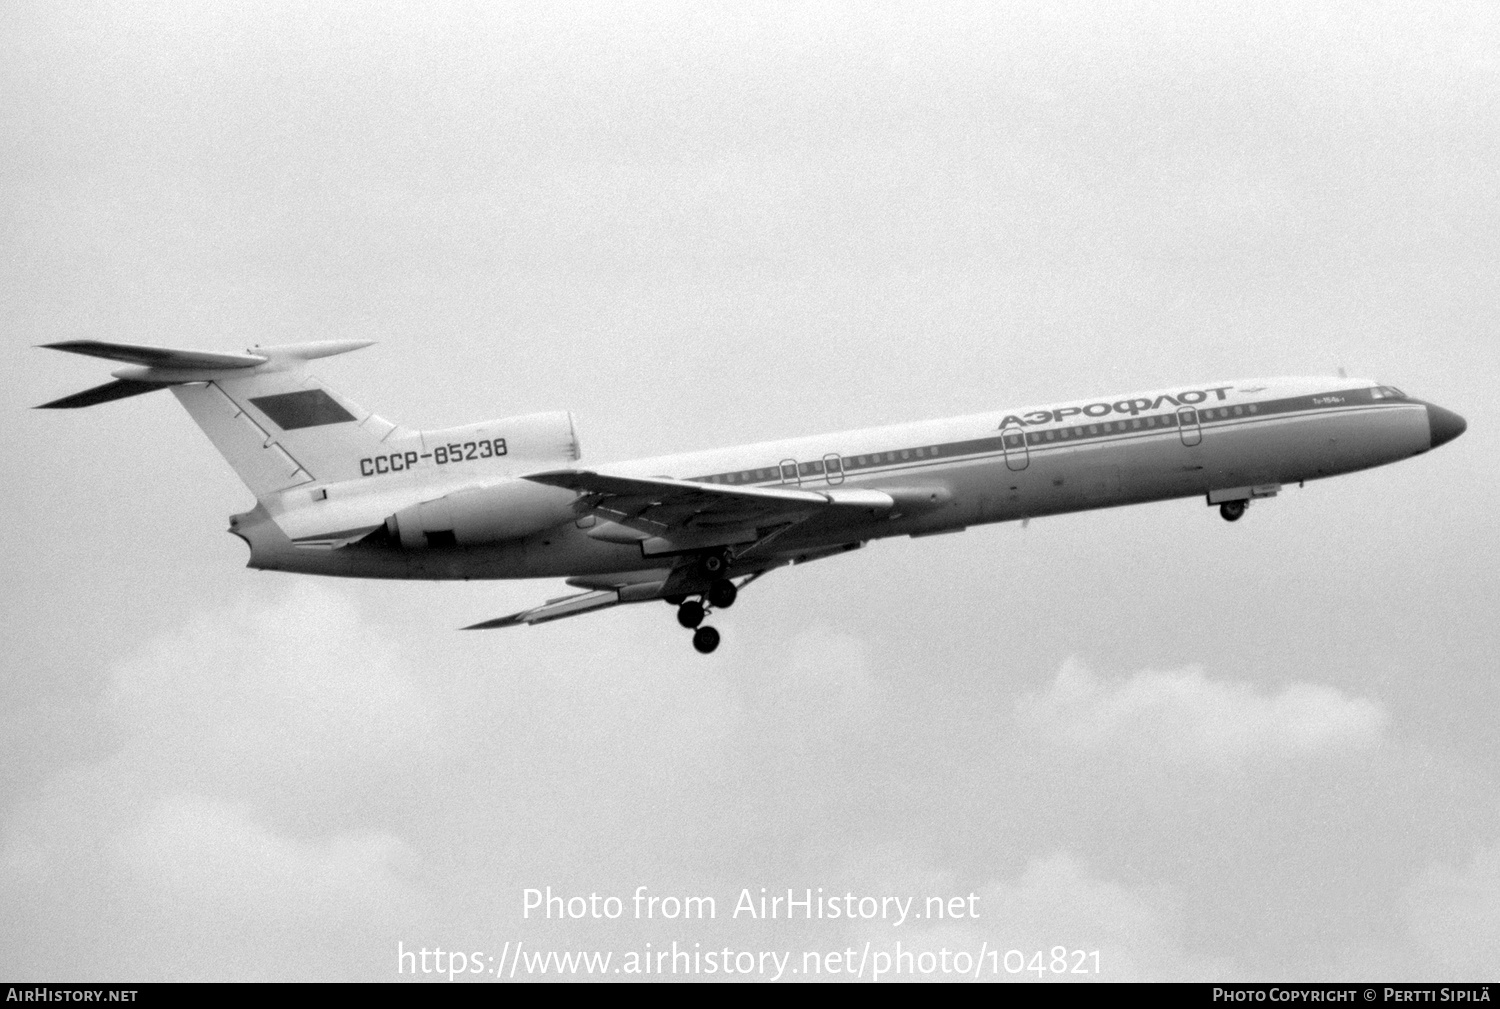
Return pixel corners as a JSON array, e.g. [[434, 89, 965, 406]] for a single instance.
[[3, 0, 1497, 982]]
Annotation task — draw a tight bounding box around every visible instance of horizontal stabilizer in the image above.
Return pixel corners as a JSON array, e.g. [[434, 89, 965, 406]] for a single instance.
[[39, 340, 268, 370], [35, 378, 171, 409]]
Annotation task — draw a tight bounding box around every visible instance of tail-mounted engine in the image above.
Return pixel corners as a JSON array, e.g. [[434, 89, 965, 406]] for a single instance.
[[384, 480, 579, 549]]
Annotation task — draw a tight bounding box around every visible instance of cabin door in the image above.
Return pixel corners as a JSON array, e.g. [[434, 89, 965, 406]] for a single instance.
[[1002, 426, 1030, 471], [1177, 407, 1202, 447], [823, 454, 845, 485]]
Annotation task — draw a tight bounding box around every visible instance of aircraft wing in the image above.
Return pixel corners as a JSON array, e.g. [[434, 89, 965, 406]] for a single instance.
[[462, 565, 787, 631], [468, 471, 918, 632], [464, 568, 703, 630], [464, 589, 625, 629], [524, 470, 895, 544]]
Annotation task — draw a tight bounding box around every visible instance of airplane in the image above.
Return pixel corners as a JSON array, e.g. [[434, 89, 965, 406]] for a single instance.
[[37, 339, 1466, 653]]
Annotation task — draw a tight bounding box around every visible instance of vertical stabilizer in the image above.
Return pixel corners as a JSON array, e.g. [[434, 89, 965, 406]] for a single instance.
[[39, 339, 413, 499], [175, 370, 413, 499]]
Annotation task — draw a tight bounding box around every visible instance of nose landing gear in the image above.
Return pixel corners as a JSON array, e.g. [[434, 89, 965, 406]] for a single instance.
[[1219, 500, 1247, 522]]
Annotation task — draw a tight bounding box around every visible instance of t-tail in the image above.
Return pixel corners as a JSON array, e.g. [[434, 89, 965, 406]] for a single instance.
[[35, 340, 582, 507], [37, 339, 413, 499]]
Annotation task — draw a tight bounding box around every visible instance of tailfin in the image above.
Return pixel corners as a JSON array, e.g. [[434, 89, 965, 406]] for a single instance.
[[38, 339, 410, 499]]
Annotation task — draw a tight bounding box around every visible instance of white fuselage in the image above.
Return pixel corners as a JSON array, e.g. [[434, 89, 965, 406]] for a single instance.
[[231, 376, 1438, 580]]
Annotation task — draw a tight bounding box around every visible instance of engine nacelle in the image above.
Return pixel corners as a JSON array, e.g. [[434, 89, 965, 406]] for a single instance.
[[386, 480, 578, 549]]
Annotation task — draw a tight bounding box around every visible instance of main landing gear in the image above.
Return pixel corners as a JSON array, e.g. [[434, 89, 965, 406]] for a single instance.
[[707, 577, 737, 609], [671, 575, 738, 654], [1219, 500, 1247, 522], [692, 626, 720, 654]]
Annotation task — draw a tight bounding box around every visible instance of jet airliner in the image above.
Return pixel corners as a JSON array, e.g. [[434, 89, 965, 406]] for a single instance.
[[39, 340, 1466, 653]]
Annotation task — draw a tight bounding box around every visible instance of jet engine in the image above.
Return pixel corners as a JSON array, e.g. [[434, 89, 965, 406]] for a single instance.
[[385, 480, 578, 549]]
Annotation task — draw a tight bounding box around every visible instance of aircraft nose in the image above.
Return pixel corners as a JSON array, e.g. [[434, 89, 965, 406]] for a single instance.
[[1425, 402, 1467, 449]]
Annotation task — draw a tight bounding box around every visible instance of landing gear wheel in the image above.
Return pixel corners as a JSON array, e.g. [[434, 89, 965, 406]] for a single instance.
[[701, 552, 728, 576], [664, 594, 686, 606], [1220, 500, 1247, 522], [707, 578, 738, 609], [692, 625, 720, 654], [677, 600, 705, 629]]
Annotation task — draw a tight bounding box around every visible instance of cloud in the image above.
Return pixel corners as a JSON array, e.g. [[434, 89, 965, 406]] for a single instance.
[[844, 852, 1232, 982], [107, 580, 452, 757], [0, 584, 898, 979], [1, 791, 431, 980], [117, 794, 424, 924], [0, 583, 450, 979], [1016, 659, 1389, 763], [0, 585, 1460, 982], [1406, 843, 1500, 979], [94, 580, 458, 816]]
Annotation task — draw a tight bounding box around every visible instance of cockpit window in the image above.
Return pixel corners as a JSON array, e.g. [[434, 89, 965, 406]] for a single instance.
[[1371, 386, 1407, 400]]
